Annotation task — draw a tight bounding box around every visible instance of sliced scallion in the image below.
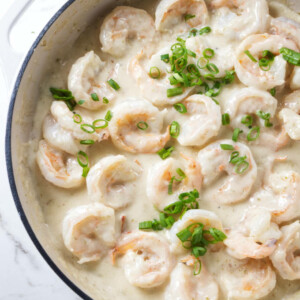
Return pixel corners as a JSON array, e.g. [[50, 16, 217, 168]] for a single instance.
[[149, 66, 161, 79], [93, 119, 108, 129], [91, 93, 99, 101], [173, 103, 187, 114], [222, 113, 230, 125], [247, 126, 260, 141], [137, 121, 148, 130], [170, 121, 180, 138], [107, 79, 120, 91], [220, 144, 234, 150]]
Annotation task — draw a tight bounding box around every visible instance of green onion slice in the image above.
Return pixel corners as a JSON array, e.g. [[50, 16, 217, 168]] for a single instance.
[[137, 121, 148, 130], [241, 115, 253, 127], [161, 53, 170, 63], [184, 14, 196, 21], [229, 151, 240, 163], [193, 257, 202, 275], [235, 160, 249, 174], [78, 100, 85, 105], [203, 48, 215, 59], [167, 87, 184, 97], [103, 97, 109, 104], [164, 201, 184, 214], [77, 151, 89, 167], [157, 146, 175, 160], [232, 128, 243, 142], [170, 121, 180, 138], [222, 113, 230, 125], [206, 63, 219, 74], [269, 88, 276, 97], [105, 110, 113, 121], [80, 139, 95, 145], [149, 66, 161, 79], [220, 144, 234, 150], [93, 119, 108, 129], [199, 26, 211, 35], [91, 93, 99, 101], [73, 113, 82, 124], [82, 166, 90, 177], [279, 47, 300, 66], [107, 79, 120, 90], [81, 124, 95, 133], [173, 103, 187, 114], [197, 57, 208, 69], [139, 221, 153, 230], [247, 126, 260, 141], [244, 50, 257, 62]]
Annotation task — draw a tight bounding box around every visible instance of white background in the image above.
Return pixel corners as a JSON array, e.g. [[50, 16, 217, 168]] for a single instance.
[[0, 0, 80, 299]]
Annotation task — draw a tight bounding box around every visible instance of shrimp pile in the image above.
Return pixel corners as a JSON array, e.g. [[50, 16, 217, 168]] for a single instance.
[[34, 0, 300, 299]]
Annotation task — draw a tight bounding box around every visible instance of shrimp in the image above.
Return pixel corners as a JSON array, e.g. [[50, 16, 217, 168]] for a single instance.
[[155, 0, 209, 33], [279, 91, 300, 141], [109, 99, 170, 153], [86, 155, 142, 209], [62, 203, 115, 264], [147, 156, 202, 210], [224, 207, 282, 259], [210, 0, 269, 40], [290, 66, 300, 90], [50, 101, 109, 142], [129, 49, 195, 106], [68, 51, 115, 110], [250, 170, 300, 224], [169, 209, 223, 253], [111, 231, 173, 288], [176, 95, 221, 147], [220, 259, 276, 300], [234, 34, 299, 90], [43, 114, 86, 155], [165, 258, 219, 300], [270, 221, 300, 280], [197, 139, 257, 204], [100, 7, 155, 58], [36, 140, 84, 189]]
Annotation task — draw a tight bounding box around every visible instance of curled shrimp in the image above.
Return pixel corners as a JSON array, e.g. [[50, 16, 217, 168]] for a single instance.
[[197, 139, 257, 204], [100, 6, 155, 57], [43, 114, 86, 155], [86, 155, 142, 209], [109, 99, 170, 153], [279, 90, 300, 141], [210, 0, 269, 40], [50, 101, 109, 142], [176, 95, 221, 147], [36, 140, 83, 189], [68, 51, 115, 110], [129, 49, 195, 106], [111, 231, 173, 288], [62, 203, 115, 264], [146, 155, 202, 210], [155, 0, 209, 33], [224, 207, 282, 259], [220, 259, 276, 300], [250, 170, 300, 224], [169, 209, 223, 253], [165, 257, 219, 300], [235, 34, 299, 90], [270, 221, 300, 280]]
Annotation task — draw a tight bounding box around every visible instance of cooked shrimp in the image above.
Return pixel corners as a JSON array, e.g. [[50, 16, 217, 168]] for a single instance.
[[279, 90, 300, 141], [220, 259, 276, 300], [36, 140, 83, 189], [176, 95, 221, 147], [165, 258, 219, 300], [111, 231, 173, 288], [224, 207, 282, 259], [129, 49, 195, 106], [109, 99, 170, 153], [43, 114, 86, 155], [100, 7, 156, 57], [68, 51, 114, 110], [185, 35, 235, 77], [270, 221, 300, 280], [235, 34, 299, 90], [50, 101, 109, 142], [62, 203, 115, 264], [86, 155, 142, 209], [210, 0, 269, 40], [155, 0, 209, 33], [169, 209, 223, 253], [197, 139, 257, 204], [250, 170, 300, 224], [290, 66, 300, 90], [147, 156, 202, 210]]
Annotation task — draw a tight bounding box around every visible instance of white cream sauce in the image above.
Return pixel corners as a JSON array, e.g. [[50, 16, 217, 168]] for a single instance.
[[28, 0, 300, 299]]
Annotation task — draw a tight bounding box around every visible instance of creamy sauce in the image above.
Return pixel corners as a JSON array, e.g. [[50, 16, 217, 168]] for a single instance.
[[28, 0, 300, 299]]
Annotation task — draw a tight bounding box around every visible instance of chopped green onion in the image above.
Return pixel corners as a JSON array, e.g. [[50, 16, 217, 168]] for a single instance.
[[244, 50, 257, 62], [164, 201, 184, 214], [187, 49, 196, 58], [199, 26, 211, 35], [78, 100, 85, 105], [157, 146, 175, 160], [259, 58, 271, 71], [206, 63, 219, 74], [235, 160, 249, 174], [81, 166, 90, 177], [93, 119, 108, 129], [170, 121, 180, 138], [49, 87, 76, 111], [247, 126, 260, 141], [80, 124, 95, 133], [269, 88, 276, 97], [149, 66, 161, 79], [73, 113, 82, 124], [192, 246, 207, 257], [209, 228, 227, 242], [229, 151, 240, 163], [188, 28, 198, 37], [77, 151, 89, 168], [222, 113, 230, 125], [222, 70, 235, 84], [161, 53, 170, 63], [220, 144, 234, 150], [80, 139, 95, 145], [173, 103, 187, 114], [91, 93, 99, 101], [197, 57, 209, 69], [256, 110, 273, 127], [232, 128, 243, 142], [167, 87, 184, 97], [177, 228, 192, 242], [193, 257, 202, 275], [105, 110, 113, 121], [137, 121, 148, 130], [204, 73, 215, 80], [107, 79, 120, 90], [279, 47, 300, 66], [139, 221, 153, 230], [203, 48, 215, 59], [103, 97, 109, 104], [262, 50, 275, 61], [176, 168, 186, 178], [241, 115, 253, 127], [184, 14, 196, 21]]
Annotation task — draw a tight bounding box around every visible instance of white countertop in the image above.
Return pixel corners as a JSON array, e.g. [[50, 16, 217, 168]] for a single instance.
[[0, 1, 80, 299]]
